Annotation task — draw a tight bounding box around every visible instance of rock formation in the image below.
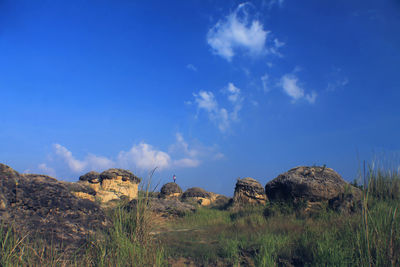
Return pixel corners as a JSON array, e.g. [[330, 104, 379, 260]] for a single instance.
[[0, 163, 107, 251], [233, 177, 268, 205], [159, 182, 183, 199], [76, 168, 141, 203], [181, 187, 214, 206], [150, 198, 196, 217], [265, 166, 362, 213]]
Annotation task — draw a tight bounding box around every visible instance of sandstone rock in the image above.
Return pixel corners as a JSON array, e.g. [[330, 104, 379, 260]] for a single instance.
[[99, 168, 140, 183], [79, 171, 100, 183], [0, 163, 107, 252], [181, 187, 212, 206], [77, 168, 141, 203], [265, 166, 362, 214], [159, 182, 183, 199], [233, 177, 268, 205]]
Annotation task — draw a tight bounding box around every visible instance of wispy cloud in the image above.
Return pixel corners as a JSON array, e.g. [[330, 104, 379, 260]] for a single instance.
[[192, 83, 243, 132], [207, 3, 269, 61], [170, 133, 224, 166], [268, 0, 284, 9], [38, 163, 56, 177], [186, 64, 197, 71], [261, 73, 270, 92], [326, 68, 349, 92], [53, 144, 87, 172], [279, 74, 317, 104], [53, 144, 115, 173]]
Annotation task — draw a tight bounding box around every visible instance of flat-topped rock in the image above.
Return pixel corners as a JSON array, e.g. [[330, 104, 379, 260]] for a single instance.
[[99, 168, 141, 183], [159, 182, 183, 199], [75, 168, 141, 203], [233, 177, 268, 205], [79, 171, 100, 183]]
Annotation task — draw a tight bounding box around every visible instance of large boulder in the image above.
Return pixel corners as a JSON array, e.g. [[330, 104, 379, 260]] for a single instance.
[[0, 163, 107, 251], [265, 166, 362, 213], [76, 168, 141, 203], [159, 182, 183, 199], [233, 177, 268, 205]]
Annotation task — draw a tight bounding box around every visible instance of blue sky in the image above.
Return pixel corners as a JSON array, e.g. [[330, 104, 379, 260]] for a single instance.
[[1, 0, 399, 196]]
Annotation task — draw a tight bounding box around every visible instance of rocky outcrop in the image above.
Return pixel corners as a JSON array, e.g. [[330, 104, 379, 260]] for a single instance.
[[151, 198, 196, 216], [0, 163, 107, 251], [265, 166, 362, 213], [76, 168, 141, 203], [233, 178, 268, 205], [181, 187, 211, 206], [159, 182, 183, 199]]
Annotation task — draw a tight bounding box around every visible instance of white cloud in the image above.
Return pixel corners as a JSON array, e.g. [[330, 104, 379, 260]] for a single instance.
[[172, 133, 199, 158], [38, 163, 56, 177], [193, 90, 230, 131], [186, 64, 197, 71], [280, 74, 317, 104], [207, 3, 269, 61], [305, 91, 317, 104], [193, 91, 218, 112], [53, 144, 115, 173], [226, 83, 243, 121], [40, 134, 225, 177], [118, 143, 171, 171], [261, 73, 270, 92], [54, 144, 86, 172], [193, 83, 243, 132], [227, 82, 241, 103]]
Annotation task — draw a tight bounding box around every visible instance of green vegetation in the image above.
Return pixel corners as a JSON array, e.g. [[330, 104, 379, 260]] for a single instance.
[[159, 166, 400, 266], [0, 165, 399, 266]]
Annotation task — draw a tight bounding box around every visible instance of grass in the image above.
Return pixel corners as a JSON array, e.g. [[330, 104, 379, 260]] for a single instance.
[[158, 165, 400, 266], [1, 163, 399, 266]]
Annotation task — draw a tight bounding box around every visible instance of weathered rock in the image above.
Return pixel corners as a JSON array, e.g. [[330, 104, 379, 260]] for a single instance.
[[159, 182, 183, 199], [99, 168, 140, 183], [233, 177, 268, 205], [150, 198, 196, 216], [210, 195, 231, 209], [0, 163, 107, 252], [76, 168, 141, 203], [265, 166, 362, 214], [181, 187, 212, 206], [79, 171, 100, 183], [265, 166, 361, 202], [328, 190, 363, 214]]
